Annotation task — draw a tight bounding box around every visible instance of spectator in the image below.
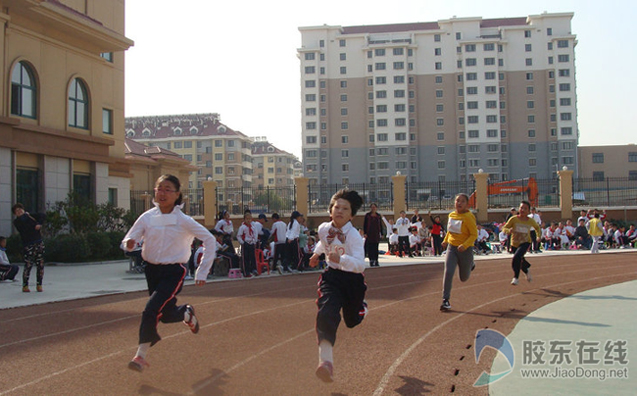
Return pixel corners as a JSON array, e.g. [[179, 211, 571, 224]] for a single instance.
[[574, 219, 592, 249], [475, 224, 490, 254], [269, 213, 288, 274], [363, 203, 383, 267], [0, 236, 20, 281], [12, 203, 46, 293]]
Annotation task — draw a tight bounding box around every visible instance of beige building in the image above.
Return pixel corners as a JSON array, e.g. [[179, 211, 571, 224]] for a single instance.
[[298, 13, 578, 186], [0, 0, 133, 237], [125, 114, 254, 192], [124, 138, 196, 192], [251, 137, 298, 188], [578, 145, 637, 180]]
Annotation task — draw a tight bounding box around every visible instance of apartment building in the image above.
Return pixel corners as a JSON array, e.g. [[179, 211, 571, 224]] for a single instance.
[[298, 13, 578, 186], [251, 137, 299, 188], [125, 114, 254, 190], [0, 0, 133, 237], [578, 145, 637, 180]]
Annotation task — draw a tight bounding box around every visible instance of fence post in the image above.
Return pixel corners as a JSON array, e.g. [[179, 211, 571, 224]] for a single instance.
[[473, 170, 489, 223], [203, 179, 217, 228], [606, 177, 610, 207], [558, 167, 574, 220], [295, 177, 309, 215], [392, 173, 406, 219]]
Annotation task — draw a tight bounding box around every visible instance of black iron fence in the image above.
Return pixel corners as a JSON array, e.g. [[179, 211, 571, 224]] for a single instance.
[[405, 180, 475, 211], [130, 188, 204, 217], [216, 185, 296, 216], [573, 177, 637, 207], [307, 182, 394, 214]]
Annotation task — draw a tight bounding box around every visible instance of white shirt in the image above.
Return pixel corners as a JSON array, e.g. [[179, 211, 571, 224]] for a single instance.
[[271, 220, 287, 244], [215, 219, 234, 235], [285, 219, 301, 240], [314, 221, 366, 273], [0, 249, 10, 265], [237, 222, 258, 245], [498, 231, 508, 243], [122, 204, 217, 282], [477, 228, 489, 242], [409, 234, 421, 247], [395, 217, 411, 237]]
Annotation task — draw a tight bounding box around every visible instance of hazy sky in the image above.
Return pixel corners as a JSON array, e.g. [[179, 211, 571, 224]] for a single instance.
[[125, 0, 637, 158]]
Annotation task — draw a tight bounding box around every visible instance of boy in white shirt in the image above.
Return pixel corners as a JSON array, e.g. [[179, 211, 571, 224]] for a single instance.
[[388, 228, 399, 256], [310, 189, 366, 383], [409, 227, 421, 256]]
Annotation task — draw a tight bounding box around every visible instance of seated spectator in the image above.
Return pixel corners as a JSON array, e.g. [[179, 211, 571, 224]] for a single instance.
[[300, 236, 316, 271], [212, 229, 240, 269], [475, 224, 490, 254], [0, 236, 19, 281], [573, 219, 592, 249], [626, 225, 637, 247], [614, 225, 629, 248], [409, 227, 421, 257], [388, 228, 399, 256]]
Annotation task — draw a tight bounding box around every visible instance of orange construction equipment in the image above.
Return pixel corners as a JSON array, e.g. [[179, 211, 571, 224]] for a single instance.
[[468, 177, 538, 208]]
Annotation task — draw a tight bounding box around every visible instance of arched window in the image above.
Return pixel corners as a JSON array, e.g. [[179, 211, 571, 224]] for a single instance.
[[11, 61, 37, 118], [68, 78, 89, 129]]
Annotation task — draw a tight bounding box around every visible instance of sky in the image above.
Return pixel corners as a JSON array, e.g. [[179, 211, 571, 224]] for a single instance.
[[124, 0, 637, 159]]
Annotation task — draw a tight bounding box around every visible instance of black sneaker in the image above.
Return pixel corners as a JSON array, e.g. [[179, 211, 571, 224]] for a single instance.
[[471, 262, 476, 271], [183, 305, 199, 334], [440, 299, 451, 311]]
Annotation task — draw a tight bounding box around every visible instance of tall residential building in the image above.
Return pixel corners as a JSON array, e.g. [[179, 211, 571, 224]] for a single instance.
[[0, 0, 133, 237], [298, 13, 578, 186], [125, 114, 254, 190], [251, 137, 299, 188]]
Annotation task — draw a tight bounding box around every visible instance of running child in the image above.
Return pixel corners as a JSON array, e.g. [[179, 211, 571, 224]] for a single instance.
[[309, 189, 367, 383], [440, 193, 478, 311], [501, 201, 540, 285], [122, 174, 217, 372]]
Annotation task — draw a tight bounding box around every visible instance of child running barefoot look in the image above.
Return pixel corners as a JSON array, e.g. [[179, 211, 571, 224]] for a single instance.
[[502, 201, 540, 285], [122, 174, 217, 372], [440, 193, 478, 311], [310, 189, 367, 383]]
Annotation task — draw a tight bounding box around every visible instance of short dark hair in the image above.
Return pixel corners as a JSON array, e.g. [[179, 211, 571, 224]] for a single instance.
[[0, 236, 5, 243], [272, 213, 280, 220], [12, 203, 25, 214], [520, 200, 531, 210], [329, 189, 363, 216]]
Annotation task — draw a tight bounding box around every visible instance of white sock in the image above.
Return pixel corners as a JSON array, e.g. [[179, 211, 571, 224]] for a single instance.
[[136, 342, 151, 359], [319, 340, 333, 364], [184, 309, 191, 323]]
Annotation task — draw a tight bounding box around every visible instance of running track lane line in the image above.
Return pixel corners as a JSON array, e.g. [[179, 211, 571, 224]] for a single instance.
[[371, 273, 633, 395], [0, 266, 630, 394]]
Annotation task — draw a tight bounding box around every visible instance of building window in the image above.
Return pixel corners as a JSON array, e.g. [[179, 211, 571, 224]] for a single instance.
[[524, 30, 532, 38], [591, 153, 604, 163], [341, 135, 348, 143], [102, 109, 112, 134], [11, 61, 37, 119], [592, 171, 605, 181], [100, 52, 113, 62], [558, 54, 570, 62], [629, 152, 637, 162], [73, 173, 92, 201], [525, 44, 532, 52], [68, 78, 89, 129]]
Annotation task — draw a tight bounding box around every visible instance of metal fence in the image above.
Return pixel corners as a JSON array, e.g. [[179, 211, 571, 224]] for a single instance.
[[130, 188, 204, 217], [405, 180, 475, 211], [216, 185, 297, 216], [573, 177, 637, 207], [307, 182, 394, 214]]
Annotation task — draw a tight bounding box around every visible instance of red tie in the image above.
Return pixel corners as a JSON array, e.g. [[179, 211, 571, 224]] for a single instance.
[[327, 227, 346, 245]]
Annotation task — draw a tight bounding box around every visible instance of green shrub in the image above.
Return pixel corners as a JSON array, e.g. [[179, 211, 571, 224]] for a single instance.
[[45, 234, 90, 263], [86, 232, 112, 260], [106, 231, 127, 259], [5, 234, 23, 262]]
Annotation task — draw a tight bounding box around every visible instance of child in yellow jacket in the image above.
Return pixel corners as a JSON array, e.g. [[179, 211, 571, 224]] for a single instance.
[[440, 193, 478, 311]]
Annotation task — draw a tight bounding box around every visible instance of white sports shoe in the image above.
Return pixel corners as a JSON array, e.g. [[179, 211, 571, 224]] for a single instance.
[[511, 277, 519, 285], [525, 270, 532, 282]]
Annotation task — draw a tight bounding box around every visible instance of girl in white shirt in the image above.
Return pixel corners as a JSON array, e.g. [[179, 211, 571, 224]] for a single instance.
[[214, 210, 234, 248], [236, 210, 258, 277], [283, 211, 303, 271], [122, 174, 216, 372]]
